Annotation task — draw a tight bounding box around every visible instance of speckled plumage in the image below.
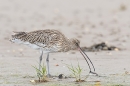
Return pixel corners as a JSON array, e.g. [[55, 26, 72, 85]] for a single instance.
[[11, 29, 79, 53]]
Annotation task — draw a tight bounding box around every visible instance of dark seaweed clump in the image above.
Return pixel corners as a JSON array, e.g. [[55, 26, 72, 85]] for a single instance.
[[81, 42, 120, 52]]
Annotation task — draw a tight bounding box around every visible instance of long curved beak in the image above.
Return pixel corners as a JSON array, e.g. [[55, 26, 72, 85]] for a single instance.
[[78, 46, 97, 74]]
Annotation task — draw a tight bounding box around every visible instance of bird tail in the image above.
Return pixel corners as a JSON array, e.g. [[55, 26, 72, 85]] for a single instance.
[[11, 31, 27, 39]]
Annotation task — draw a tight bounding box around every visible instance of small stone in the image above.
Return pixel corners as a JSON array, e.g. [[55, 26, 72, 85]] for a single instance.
[[103, 47, 108, 50], [30, 80, 36, 83], [114, 48, 119, 51], [58, 74, 64, 79], [125, 71, 129, 74], [108, 47, 112, 50], [120, 4, 127, 11], [55, 64, 59, 66], [109, 46, 116, 50]]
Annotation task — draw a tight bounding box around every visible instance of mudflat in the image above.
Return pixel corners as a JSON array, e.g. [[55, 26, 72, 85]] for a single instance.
[[0, 0, 130, 86]]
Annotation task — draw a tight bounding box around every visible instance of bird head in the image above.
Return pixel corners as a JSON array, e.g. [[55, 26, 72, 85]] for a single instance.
[[70, 38, 96, 74], [70, 38, 80, 50]]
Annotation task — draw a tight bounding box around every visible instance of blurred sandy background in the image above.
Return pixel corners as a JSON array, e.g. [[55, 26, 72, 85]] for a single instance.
[[0, 0, 130, 85], [0, 0, 130, 48]]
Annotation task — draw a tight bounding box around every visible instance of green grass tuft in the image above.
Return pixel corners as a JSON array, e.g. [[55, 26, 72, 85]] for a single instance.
[[66, 62, 89, 82], [32, 63, 48, 81]]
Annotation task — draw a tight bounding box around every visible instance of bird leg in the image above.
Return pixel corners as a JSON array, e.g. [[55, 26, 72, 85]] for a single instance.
[[46, 53, 51, 78], [37, 50, 43, 82]]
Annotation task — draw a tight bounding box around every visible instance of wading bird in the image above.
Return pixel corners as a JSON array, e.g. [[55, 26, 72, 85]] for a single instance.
[[10, 29, 97, 79]]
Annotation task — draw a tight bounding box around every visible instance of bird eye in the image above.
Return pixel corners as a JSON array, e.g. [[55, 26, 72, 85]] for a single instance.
[[75, 42, 79, 46]]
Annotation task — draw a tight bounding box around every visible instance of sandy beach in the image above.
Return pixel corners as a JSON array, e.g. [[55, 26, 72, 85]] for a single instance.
[[0, 0, 130, 85]]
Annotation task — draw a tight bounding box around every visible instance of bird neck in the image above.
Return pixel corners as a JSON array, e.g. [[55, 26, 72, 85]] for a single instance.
[[68, 39, 77, 50]]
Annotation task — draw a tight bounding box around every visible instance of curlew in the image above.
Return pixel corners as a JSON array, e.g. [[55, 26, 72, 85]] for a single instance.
[[10, 29, 97, 79]]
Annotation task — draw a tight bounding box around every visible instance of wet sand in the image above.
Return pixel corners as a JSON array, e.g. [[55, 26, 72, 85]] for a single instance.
[[0, 0, 130, 85]]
